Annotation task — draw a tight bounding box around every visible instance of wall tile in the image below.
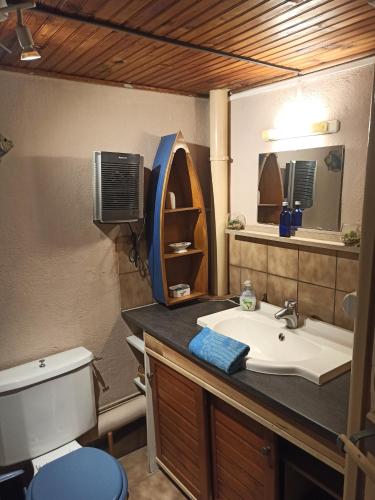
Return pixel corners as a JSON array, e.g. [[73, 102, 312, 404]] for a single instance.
[[241, 240, 267, 272], [268, 243, 298, 280], [336, 253, 359, 292], [241, 268, 267, 301], [229, 235, 241, 266], [334, 290, 355, 331], [267, 274, 297, 308], [229, 265, 241, 295], [120, 272, 154, 310], [298, 282, 335, 324], [298, 248, 336, 288], [228, 240, 357, 329]]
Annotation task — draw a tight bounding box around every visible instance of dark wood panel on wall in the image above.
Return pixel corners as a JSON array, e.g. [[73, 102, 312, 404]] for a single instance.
[[210, 396, 278, 500], [1, 1, 375, 95], [150, 358, 211, 499]]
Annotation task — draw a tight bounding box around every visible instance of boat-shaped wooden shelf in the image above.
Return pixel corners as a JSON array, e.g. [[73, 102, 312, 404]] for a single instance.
[[147, 132, 208, 306], [258, 152, 283, 224]]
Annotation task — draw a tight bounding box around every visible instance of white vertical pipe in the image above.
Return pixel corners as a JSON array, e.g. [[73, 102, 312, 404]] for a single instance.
[[210, 89, 229, 296]]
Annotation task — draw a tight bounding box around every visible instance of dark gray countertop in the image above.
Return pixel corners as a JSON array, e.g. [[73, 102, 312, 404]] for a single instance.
[[122, 300, 350, 443]]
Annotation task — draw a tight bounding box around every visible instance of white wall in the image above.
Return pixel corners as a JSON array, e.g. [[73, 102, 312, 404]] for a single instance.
[[230, 63, 374, 228], [0, 70, 209, 406]]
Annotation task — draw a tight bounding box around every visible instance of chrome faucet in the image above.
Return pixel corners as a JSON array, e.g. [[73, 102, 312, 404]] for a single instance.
[[275, 299, 299, 329]]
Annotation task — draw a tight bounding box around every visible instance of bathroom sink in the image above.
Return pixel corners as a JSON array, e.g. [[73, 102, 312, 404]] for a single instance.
[[197, 302, 353, 384]]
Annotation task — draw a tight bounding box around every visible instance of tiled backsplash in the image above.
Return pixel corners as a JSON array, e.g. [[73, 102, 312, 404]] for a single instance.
[[229, 235, 359, 330]]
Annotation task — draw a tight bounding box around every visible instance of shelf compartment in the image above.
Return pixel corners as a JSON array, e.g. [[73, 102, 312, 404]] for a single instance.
[[164, 249, 204, 259], [165, 252, 207, 306], [163, 210, 199, 254]]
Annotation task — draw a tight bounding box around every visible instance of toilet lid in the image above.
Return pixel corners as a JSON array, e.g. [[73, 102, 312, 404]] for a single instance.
[[27, 447, 127, 500]]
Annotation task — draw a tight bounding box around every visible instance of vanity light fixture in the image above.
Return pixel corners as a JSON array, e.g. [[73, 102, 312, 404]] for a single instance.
[[262, 119, 340, 142], [16, 7, 41, 61]]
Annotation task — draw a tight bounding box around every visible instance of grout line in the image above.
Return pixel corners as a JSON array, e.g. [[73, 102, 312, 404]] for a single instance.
[[333, 252, 339, 323]]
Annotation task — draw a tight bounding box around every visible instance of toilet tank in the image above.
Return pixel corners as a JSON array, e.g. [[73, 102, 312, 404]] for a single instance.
[[0, 347, 96, 466]]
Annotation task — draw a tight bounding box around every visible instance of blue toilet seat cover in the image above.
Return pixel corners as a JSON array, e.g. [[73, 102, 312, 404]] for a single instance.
[[27, 447, 128, 500]]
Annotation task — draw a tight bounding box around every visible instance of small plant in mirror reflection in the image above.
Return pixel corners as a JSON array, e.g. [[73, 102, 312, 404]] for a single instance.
[[227, 213, 246, 230]]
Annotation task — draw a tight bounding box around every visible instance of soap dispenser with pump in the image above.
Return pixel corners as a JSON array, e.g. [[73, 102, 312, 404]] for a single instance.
[[240, 280, 256, 311]]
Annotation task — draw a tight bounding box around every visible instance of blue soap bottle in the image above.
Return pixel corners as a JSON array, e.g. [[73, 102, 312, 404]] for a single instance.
[[292, 201, 303, 231], [279, 201, 291, 237]]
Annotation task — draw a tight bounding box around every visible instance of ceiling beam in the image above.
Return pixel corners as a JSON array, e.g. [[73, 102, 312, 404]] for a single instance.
[[32, 2, 301, 75]]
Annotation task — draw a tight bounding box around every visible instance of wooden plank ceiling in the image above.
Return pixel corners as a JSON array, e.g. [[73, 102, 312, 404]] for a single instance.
[[0, 0, 375, 96]]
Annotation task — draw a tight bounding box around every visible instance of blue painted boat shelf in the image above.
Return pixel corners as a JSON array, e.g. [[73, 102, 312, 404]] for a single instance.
[[147, 131, 208, 306]]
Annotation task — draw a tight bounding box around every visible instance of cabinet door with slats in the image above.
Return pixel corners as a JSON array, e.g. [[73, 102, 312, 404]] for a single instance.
[[210, 397, 278, 500], [150, 358, 210, 499]]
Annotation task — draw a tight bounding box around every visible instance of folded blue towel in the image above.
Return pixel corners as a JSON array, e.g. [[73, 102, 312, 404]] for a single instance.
[[188, 327, 250, 375]]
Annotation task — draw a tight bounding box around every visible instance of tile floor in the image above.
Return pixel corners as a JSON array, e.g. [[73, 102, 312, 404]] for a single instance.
[[119, 447, 186, 499]]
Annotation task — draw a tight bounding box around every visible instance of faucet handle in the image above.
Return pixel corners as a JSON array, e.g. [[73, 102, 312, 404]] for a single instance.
[[285, 299, 297, 309]]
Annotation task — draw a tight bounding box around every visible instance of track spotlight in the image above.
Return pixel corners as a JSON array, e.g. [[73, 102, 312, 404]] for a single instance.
[[0, 0, 8, 23], [16, 8, 40, 61]]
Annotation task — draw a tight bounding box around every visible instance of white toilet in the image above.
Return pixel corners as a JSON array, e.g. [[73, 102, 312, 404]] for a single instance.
[[0, 347, 128, 500]]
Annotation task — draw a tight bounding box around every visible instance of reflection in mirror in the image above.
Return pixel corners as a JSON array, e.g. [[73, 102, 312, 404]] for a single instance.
[[257, 146, 344, 231]]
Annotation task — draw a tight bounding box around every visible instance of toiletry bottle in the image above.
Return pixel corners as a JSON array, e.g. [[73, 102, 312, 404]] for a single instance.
[[291, 201, 303, 232], [240, 280, 256, 311], [279, 201, 291, 237]]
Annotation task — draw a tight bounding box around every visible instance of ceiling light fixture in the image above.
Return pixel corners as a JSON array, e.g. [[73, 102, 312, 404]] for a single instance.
[[16, 8, 40, 61]]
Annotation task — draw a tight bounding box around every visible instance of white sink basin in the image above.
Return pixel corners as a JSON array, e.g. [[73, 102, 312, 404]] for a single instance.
[[197, 302, 353, 385]]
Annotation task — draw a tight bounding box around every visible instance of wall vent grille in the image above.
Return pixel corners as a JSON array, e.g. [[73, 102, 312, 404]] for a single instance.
[[93, 151, 144, 223]]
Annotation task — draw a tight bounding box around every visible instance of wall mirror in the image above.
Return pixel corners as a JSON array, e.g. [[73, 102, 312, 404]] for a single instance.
[[257, 145, 345, 231]]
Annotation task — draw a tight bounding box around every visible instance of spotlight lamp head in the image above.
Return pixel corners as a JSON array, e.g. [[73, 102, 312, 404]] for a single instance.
[[16, 8, 41, 61], [20, 48, 40, 60], [0, 0, 8, 23]]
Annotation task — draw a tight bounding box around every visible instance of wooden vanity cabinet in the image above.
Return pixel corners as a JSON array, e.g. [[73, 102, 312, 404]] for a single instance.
[[210, 397, 278, 500], [150, 357, 278, 500], [150, 358, 211, 499]]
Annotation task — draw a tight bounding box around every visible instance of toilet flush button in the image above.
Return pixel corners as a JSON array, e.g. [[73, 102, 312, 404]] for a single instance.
[[39, 359, 46, 368]]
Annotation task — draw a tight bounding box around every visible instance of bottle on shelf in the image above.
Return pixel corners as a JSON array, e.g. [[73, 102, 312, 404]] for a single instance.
[[279, 201, 292, 237], [240, 280, 256, 311], [291, 201, 303, 233]]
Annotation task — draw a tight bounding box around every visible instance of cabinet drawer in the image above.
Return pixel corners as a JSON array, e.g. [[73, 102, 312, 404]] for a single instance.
[[210, 397, 278, 500]]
